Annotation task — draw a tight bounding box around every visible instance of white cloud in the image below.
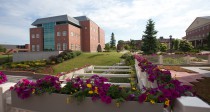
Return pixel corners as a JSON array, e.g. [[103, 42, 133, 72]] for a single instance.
[[0, 0, 210, 44]]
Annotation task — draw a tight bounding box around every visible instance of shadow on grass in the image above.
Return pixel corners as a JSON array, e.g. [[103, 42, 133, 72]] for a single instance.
[[88, 54, 105, 58]]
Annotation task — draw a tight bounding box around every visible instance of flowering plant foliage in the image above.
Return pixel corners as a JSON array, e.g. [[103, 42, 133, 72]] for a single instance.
[[0, 71, 7, 84], [11, 79, 36, 99], [35, 75, 61, 95], [12, 55, 192, 108], [134, 54, 192, 107]]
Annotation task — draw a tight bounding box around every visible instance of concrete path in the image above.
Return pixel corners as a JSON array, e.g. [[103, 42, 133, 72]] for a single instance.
[[6, 75, 33, 83], [182, 67, 210, 77], [170, 70, 203, 86]]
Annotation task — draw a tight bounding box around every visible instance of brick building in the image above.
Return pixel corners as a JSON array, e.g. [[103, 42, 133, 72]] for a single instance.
[[186, 16, 210, 47], [30, 15, 105, 52]]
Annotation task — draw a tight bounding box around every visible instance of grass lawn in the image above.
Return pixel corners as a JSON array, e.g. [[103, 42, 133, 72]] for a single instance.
[[53, 52, 123, 75]]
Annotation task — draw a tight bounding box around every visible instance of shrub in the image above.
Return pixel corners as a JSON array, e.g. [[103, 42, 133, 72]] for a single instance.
[[74, 51, 82, 56], [125, 55, 135, 66], [56, 57, 64, 63], [49, 55, 57, 63], [121, 53, 132, 59]]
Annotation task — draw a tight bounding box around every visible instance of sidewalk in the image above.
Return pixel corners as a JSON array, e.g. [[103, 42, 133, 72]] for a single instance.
[[170, 70, 203, 86], [182, 67, 210, 77]]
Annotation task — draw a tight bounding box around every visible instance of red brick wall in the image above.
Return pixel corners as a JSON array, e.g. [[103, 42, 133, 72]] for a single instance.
[[80, 21, 91, 52], [30, 27, 43, 51], [55, 24, 69, 51], [89, 21, 100, 52], [99, 28, 105, 51], [25, 44, 30, 51], [68, 24, 81, 51], [186, 24, 210, 40], [30, 20, 105, 52]]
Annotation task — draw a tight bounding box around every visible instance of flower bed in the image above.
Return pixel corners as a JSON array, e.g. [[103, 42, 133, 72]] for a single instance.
[[11, 55, 192, 111], [134, 55, 192, 107], [0, 71, 7, 84]]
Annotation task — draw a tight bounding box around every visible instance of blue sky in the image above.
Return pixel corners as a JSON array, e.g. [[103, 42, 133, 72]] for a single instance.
[[0, 0, 210, 45]]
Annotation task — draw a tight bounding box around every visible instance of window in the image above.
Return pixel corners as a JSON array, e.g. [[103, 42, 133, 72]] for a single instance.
[[57, 43, 61, 50], [32, 34, 35, 38], [75, 44, 77, 50], [62, 31, 67, 36], [71, 44, 74, 49], [63, 43, 67, 50], [32, 45, 35, 51], [36, 34, 39, 38], [57, 32, 61, 36], [36, 45, 40, 51], [71, 32, 74, 36]]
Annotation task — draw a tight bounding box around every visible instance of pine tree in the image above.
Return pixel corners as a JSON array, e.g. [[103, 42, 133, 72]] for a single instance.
[[141, 19, 158, 54], [207, 32, 210, 50], [110, 33, 116, 49]]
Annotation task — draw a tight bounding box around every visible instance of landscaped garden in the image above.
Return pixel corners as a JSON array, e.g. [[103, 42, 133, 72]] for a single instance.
[[1, 51, 123, 75], [53, 52, 122, 75], [6, 54, 192, 112]]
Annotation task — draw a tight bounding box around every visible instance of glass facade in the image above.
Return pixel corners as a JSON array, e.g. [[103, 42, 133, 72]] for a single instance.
[[43, 22, 55, 51]]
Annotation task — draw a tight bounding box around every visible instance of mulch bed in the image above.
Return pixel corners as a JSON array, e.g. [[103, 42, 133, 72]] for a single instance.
[[191, 77, 210, 105], [158, 65, 197, 73]]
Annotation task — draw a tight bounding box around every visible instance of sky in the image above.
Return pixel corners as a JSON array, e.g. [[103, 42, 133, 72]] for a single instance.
[[0, 0, 210, 45]]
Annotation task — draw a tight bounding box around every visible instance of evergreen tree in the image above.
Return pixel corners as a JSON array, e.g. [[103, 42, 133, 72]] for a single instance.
[[110, 33, 116, 49], [207, 32, 210, 50], [141, 19, 158, 54]]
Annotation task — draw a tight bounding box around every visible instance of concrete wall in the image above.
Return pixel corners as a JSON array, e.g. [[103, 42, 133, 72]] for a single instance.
[[11, 92, 163, 112], [13, 51, 62, 62]]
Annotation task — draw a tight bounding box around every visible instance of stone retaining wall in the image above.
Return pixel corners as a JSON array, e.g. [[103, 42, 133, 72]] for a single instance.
[[13, 51, 62, 62]]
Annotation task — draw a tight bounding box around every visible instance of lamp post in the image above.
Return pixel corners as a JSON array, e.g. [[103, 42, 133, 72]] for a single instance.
[[169, 35, 172, 53]]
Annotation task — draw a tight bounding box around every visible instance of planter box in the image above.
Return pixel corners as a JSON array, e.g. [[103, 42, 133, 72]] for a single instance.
[[11, 91, 164, 112]]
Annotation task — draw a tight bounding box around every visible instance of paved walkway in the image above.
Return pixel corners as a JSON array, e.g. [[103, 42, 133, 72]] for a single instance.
[[170, 70, 203, 86], [182, 67, 210, 77], [6, 75, 33, 83]]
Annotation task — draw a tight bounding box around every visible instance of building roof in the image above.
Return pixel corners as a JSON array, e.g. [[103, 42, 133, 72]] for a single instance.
[[32, 15, 81, 26], [74, 16, 90, 21], [186, 16, 210, 31], [200, 16, 210, 19]]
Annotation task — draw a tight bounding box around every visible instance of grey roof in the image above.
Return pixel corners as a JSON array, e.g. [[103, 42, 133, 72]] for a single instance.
[[200, 16, 210, 19], [74, 16, 90, 21], [32, 15, 80, 26]]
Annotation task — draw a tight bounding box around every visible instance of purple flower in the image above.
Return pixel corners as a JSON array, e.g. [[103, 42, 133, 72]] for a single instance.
[[12, 79, 36, 99], [0, 71, 7, 84], [138, 93, 147, 103]]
